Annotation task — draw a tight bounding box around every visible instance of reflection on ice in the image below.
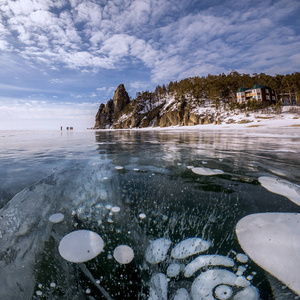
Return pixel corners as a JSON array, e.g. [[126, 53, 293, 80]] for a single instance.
[[1, 129, 299, 299]]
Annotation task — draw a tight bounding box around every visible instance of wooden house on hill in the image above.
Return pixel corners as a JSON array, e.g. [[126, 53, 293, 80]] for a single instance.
[[237, 84, 276, 103]]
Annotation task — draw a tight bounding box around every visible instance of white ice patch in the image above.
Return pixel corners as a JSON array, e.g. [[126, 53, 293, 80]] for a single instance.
[[191, 269, 250, 300], [187, 166, 194, 169], [49, 213, 64, 223], [184, 255, 234, 277], [171, 238, 210, 259], [258, 176, 300, 206], [139, 213, 146, 219], [236, 253, 248, 263], [214, 284, 233, 299], [173, 288, 191, 300], [233, 286, 259, 300], [236, 266, 247, 276], [236, 212, 300, 296], [192, 167, 224, 176], [111, 206, 120, 213], [149, 273, 168, 300], [58, 230, 104, 263], [146, 238, 172, 264], [166, 263, 181, 277], [113, 245, 134, 264]]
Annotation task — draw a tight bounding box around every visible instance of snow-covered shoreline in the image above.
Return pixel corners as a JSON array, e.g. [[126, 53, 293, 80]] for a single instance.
[[93, 105, 300, 132]]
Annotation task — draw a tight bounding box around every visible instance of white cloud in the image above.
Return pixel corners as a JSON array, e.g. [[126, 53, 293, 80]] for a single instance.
[[0, 97, 98, 130], [0, 0, 299, 90]]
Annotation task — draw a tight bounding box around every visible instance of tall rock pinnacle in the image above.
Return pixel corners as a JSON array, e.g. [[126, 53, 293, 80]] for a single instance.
[[94, 84, 130, 129], [113, 84, 130, 114]]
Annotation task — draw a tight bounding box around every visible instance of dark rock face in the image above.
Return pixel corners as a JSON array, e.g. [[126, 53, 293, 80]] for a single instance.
[[94, 84, 215, 129], [113, 84, 130, 114], [94, 84, 130, 129]]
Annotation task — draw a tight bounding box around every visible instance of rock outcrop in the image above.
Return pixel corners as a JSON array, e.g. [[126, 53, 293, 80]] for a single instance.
[[94, 84, 130, 129], [94, 84, 217, 129]]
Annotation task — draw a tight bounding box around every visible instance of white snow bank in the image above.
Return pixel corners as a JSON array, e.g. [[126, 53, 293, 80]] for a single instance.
[[236, 212, 300, 296], [171, 238, 210, 259], [192, 167, 224, 176], [49, 213, 64, 223], [58, 230, 104, 263], [113, 245, 134, 264], [258, 176, 300, 206], [191, 269, 250, 300], [146, 238, 171, 264], [184, 255, 234, 277]]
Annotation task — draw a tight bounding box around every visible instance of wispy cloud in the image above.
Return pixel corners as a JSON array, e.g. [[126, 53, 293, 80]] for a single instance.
[[0, 0, 299, 109]]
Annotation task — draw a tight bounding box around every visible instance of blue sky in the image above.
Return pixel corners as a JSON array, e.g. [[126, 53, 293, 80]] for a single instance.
[[0, 0, 299, 130]]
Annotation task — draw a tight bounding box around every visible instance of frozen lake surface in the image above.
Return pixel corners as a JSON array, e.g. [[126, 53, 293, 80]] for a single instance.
[[0, 128, 299, 299]]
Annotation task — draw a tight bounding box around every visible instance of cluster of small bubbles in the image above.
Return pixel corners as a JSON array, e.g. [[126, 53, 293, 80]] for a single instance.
[[145, 237, 259, 300]]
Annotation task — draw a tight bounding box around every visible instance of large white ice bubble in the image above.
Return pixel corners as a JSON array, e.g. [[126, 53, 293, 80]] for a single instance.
[[236, 212, 300, 296], [171, 238, 210, 259], [192, 167, 224, 176], [113, 245, 134, 264], [258, 176, 300, 206], [146, 238, 172, 264], [49, 213, 64, 223], [149, 273, 168, 300], [184, 255, 235, 277], [58, 230, 104, 263], [173, 288, 191, 300], [191, 269, 250, 300]]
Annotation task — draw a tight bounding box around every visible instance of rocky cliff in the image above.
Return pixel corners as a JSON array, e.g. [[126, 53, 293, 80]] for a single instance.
[[94, 84, 220, 129], [94, 84, 130, 129]]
